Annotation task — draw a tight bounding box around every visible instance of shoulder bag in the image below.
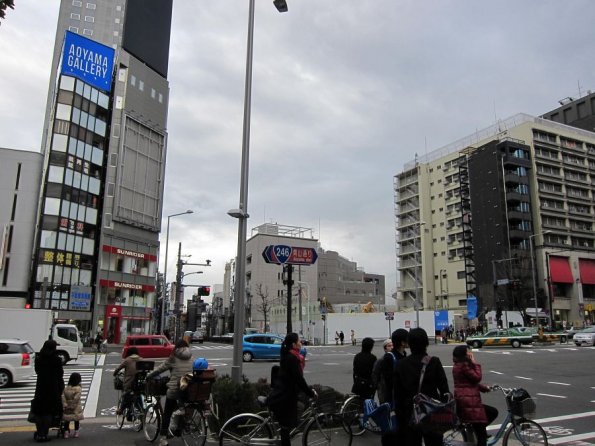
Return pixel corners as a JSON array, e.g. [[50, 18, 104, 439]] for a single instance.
[[410, 355, 458, 434]]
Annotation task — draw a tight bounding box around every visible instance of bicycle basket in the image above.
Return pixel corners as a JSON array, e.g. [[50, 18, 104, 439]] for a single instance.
[[113, 373, 124, 391], [314, 386, 338, 413], [146, 376, 170, 396], [507, 388, 536, 419]]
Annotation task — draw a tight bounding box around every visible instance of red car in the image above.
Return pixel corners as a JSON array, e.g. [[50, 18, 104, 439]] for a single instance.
[[121, 335, 174, 359]]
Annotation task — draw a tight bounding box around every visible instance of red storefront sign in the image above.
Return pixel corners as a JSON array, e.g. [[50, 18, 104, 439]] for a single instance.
[[99, 279, 155, 292], [102, 244, 157, 261], [106, 304, 122, 318]]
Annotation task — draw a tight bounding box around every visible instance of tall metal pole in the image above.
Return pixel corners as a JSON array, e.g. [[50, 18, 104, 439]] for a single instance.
[[530, 231, 550, 328], [415, 222, 424, 327], [530, 235, 539, 327], [160, 210, 193, 334], [231, 0, 255, 385]]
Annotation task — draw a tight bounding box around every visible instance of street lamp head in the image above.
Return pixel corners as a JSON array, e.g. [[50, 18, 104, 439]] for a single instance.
[[227, 208, 249, 219], [273, 0, 288, 13], [185, 209, 194, 214], [206, 259, 211, 266]]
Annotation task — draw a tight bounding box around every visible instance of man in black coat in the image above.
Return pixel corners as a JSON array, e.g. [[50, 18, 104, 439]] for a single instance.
[[351, 337, 376, 399], [32, 340, 64, 442], [394, 328, 450, 446]]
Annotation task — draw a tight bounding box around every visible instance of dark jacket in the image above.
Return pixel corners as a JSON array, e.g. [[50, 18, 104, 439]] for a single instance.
[[394, 353, 450, 427], [268, 351, 314, 428], [452, 359, 489, 423], [352, 350, 377, 399], [376, 350, 405, 404], [33, 352, 64, 416]]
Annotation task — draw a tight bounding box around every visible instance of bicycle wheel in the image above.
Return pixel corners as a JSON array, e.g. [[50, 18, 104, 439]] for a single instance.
[[143, 403, 161, 442], [443, 425, 475, 446], [219, 413, 274, 445], [180, 408, 207, 446], [302, 413, 350, 446], [340, 396, 364, 436], [115, 394, 125, 429], [503, 419, 548, 446], [132, 397, 145, 432]]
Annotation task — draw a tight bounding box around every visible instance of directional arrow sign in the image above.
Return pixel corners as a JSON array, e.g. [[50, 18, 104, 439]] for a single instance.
[[262, 245, 318, 265]]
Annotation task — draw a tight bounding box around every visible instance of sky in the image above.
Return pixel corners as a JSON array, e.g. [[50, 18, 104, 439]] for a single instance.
[[1, 1, 595, 303]]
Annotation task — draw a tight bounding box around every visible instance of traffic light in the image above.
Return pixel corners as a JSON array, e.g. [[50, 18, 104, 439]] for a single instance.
[[197, 286, 210, 296]]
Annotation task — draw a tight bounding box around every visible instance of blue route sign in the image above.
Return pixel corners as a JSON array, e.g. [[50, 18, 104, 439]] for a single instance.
[[262, 245, 318, 265]]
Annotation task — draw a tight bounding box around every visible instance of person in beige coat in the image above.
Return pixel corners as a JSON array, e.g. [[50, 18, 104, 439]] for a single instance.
[[61, 372, 84, 438], [113, 347, 142, 415], [147, 339, 193, 446]]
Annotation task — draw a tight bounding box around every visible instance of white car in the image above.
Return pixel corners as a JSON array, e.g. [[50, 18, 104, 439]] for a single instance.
[[0, 339, 36, 388], [573, 327, 595, 347]]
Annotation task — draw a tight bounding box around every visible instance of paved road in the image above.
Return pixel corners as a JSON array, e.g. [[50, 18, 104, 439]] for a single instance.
[[1, 341, 594, 445]]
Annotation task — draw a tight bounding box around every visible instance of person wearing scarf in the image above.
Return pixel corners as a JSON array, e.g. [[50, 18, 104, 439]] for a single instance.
[[267, 332, 317, 446]]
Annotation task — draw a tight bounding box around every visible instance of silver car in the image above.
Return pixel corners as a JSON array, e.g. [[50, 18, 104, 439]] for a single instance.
[[573, 326, 595, 346], [0, 339, 36, 388]]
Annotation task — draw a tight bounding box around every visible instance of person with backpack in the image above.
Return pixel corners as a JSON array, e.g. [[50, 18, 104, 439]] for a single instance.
[[379, 328, 408, 445], [372, 339, 393, 404]]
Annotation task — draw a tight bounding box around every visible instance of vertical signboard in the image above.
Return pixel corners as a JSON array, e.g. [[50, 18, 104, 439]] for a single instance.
[[61, 30, 115, 93]]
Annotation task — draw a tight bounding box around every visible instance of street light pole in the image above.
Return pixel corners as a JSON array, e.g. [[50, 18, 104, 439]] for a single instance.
[[297, 281, 311, 343], [229, 0, 288, 385], [529, 231, 550, 328], [160, 210, 193, 334]]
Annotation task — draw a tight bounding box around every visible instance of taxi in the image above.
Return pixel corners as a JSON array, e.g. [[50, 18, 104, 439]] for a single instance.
[[466, 328, 533, 349]]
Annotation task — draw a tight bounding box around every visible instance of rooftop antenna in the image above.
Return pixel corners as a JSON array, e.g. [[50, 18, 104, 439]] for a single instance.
[[578, 80, 583, 98]]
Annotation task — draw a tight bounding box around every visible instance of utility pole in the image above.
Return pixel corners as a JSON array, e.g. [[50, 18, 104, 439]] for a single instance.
[[174, 242, 183, 341], [283, 264, 294, 333]]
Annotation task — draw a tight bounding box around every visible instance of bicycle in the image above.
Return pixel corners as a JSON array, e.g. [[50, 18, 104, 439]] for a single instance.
[[218, 387, 351, 445], [115, 371, 149, 432], [339, 394, 367, 436], [143, 376, 169, 442], [443, 385, 548, 446]]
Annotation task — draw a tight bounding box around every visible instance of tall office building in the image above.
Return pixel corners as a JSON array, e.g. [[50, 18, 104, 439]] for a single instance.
[[394, 112, 595, 329], [30, 0, 173, 342]]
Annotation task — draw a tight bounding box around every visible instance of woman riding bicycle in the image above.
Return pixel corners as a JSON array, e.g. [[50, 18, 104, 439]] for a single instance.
[[147, 339, 192, 446], [452, 345, 498, 446], [113, 347, 142, 415]]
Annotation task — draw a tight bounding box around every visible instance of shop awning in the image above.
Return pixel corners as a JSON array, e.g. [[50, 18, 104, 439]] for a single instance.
[[579, 259, 595, 285], [549, 256, 574, 283]]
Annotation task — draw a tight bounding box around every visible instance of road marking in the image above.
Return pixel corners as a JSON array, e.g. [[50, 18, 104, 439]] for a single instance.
[[548, 432, 595, 444], [514, 376, 533, 380], [536, 393, 566, 399], [489, 371, 503, 374], [83, 367, 103, 419], [322, 363, 341, 366], [547, 381, 571, 386]]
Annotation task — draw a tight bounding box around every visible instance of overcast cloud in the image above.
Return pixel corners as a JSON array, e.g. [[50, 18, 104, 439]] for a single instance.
[[1, 1, 595, 303]]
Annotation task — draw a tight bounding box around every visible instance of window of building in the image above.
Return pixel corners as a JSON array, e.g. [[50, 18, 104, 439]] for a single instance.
[[84, 16, 94, 22], [138, 80, 144, 92], [158, 93, 163, 103], [72, 0, 82, 5], [151, 88, 156, 99], [68, 26, 79, 32], [107, 182, 115, 197], [82, 28, 92, 36], [70, 13, 80, 20], [86, 3, 96, 9]]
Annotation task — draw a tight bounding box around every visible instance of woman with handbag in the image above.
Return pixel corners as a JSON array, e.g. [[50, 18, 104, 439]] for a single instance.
[[31, 340, 64, 442], [394, 328, 450, 446], [452, 345, 498, 446]]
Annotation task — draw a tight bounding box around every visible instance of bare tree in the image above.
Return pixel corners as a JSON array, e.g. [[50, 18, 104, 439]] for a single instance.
[[0, 1, 15, 26], [254, 283, 273, 333]]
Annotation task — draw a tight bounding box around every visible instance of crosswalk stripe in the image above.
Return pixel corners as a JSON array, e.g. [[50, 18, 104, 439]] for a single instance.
[[0, 366, 96, 421]]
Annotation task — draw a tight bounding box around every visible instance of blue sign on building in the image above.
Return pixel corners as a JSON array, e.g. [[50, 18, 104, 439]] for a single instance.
[[61, 31, 115, 93], [69, 285, 92, 311], [434, 310, 449, 330]]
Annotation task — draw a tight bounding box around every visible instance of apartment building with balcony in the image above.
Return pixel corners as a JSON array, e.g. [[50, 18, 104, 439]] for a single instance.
[[394, 112, 595, 328]]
